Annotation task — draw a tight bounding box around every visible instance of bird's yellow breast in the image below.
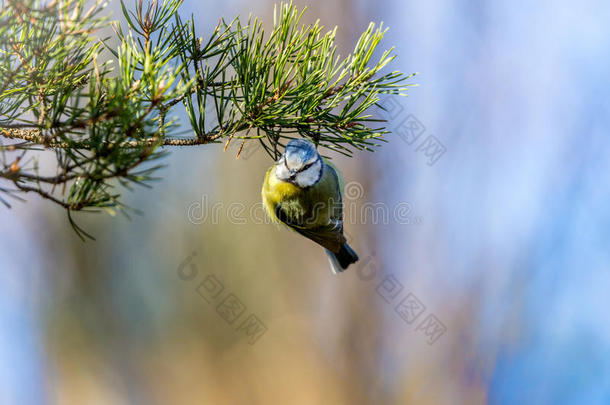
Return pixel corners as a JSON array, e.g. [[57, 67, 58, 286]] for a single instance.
[[261, 166, 303, 223]]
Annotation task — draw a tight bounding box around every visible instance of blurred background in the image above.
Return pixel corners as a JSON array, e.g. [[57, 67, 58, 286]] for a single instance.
[[2, 0, 610, 404]]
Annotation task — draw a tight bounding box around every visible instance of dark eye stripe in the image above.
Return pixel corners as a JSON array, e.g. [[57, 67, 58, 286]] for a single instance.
[[301, 161, 315, 171], [299, 157, 319, 172]]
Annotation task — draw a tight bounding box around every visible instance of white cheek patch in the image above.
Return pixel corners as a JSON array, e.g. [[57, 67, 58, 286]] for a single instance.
[[275, 162, 290, 180], [295, 160, 322, 188], [285, 154, 302, 171]]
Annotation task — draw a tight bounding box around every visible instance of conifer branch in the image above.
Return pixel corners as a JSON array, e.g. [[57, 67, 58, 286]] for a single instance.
[[0, 0, 415, 238]]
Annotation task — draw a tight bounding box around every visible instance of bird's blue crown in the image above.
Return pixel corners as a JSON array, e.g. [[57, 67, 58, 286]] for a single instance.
[[283, 139, 318, 165]]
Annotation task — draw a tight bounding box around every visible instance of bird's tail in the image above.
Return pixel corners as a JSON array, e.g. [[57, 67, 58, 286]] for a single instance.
[[325, 243, 359, 275]]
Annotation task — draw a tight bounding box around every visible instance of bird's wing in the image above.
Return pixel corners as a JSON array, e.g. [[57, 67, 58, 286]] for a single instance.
[[322, 159, 344, 227], [274, 204, 346, 252], [323, 159, 344, 196]]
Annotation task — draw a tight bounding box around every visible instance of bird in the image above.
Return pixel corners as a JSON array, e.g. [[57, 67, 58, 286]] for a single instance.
[[262, 138, 359, 274]]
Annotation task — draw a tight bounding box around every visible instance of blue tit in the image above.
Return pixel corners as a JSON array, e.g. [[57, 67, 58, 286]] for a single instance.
[[262, 138, 359, 274]]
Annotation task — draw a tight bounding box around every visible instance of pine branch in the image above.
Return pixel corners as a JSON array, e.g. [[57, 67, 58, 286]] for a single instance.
[[1, 127, 224, 147], [0, 0, 416, 238]]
